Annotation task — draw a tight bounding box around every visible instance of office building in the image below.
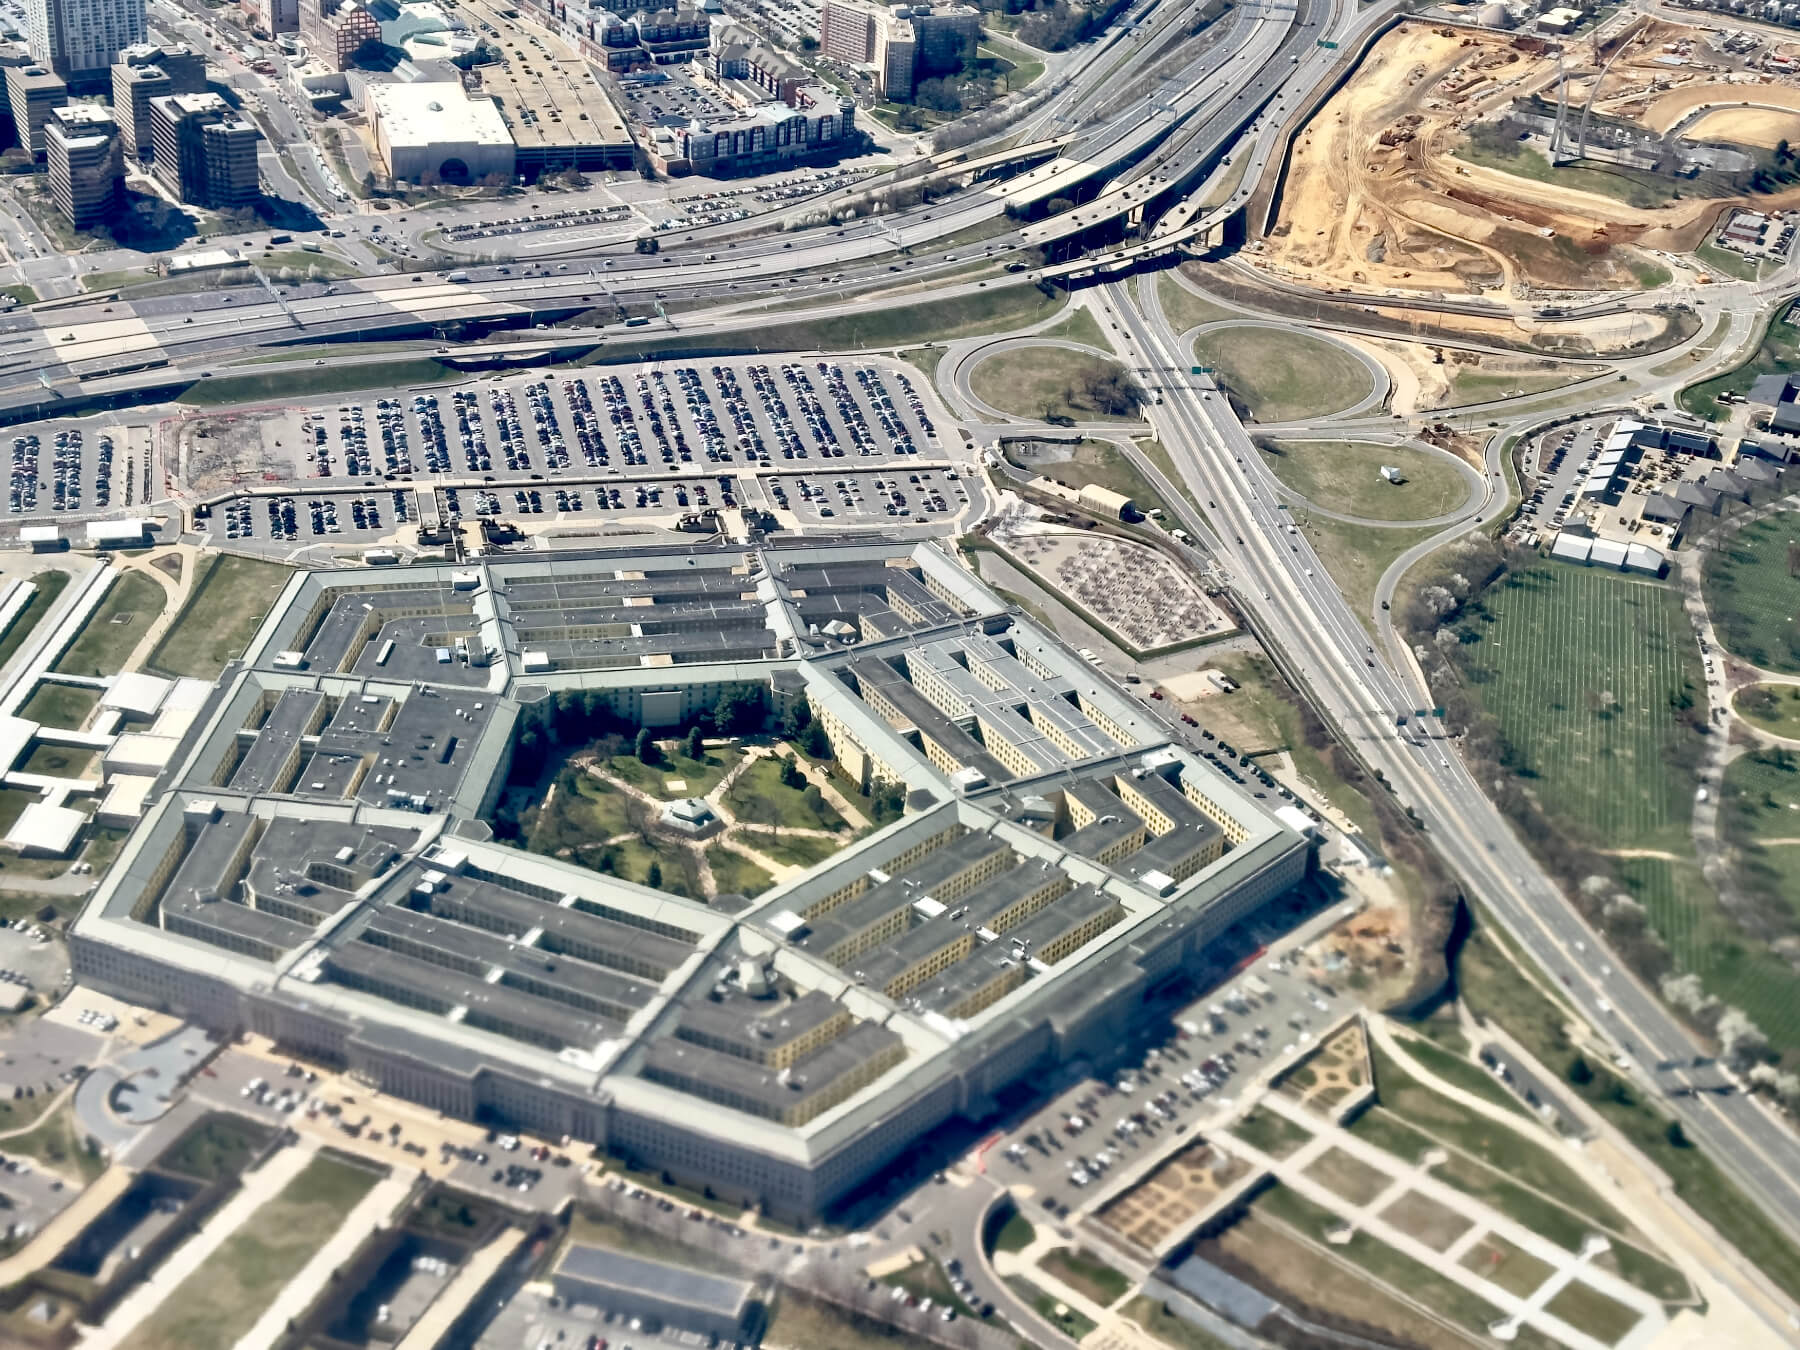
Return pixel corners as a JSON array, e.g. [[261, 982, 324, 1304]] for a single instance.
[[149, 91, 261, 206], [6, 64, 64, 155], [25, 0, 146, 79], [246, 0, 301, 33], [69, 540, 1315, 1223], [299, 0, 382, 69], [367, 82, 514, 184], [45, 102, 122, 225], [112, 44, 207, 160]]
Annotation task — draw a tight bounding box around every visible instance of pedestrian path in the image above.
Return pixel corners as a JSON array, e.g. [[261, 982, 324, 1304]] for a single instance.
[[81, 1140, 320, 1350], [232, 1165, 416, 1350]]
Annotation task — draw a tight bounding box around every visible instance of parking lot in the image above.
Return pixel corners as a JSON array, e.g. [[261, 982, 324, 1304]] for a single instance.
[[6, 423, 150, 523], [191, 1046, 582, 1212], [187, 358, 959, 549], [0, 1145, 79, 1245], [965, 935, 1356, 1225]]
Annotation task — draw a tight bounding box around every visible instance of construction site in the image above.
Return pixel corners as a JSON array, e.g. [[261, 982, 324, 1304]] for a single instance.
[[1258, 16, 1800, 298]]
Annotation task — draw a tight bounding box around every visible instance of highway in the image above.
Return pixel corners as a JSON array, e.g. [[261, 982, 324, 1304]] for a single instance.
[[1093, 278, 1800, 1316], [4, 0, 1800, 1303]]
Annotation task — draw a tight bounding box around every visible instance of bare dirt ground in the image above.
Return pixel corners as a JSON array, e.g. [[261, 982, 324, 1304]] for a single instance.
[[1260, 20, 1800, 298], [1683, 105, 1800, 149]]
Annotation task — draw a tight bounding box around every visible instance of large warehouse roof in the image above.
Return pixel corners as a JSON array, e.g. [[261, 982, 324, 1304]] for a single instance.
[[368, 83, 512, 149]]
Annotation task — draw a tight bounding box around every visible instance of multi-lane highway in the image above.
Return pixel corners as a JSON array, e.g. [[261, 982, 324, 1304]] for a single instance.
[[1092, 279, 1800, 1316]]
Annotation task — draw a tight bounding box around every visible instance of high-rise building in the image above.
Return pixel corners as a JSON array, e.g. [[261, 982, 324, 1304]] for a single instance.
[[0, 43, 36, 148], [815, 0, 977, 100], [6, 63, 65, 155], [111, 43, 206, 160], [149, 91, 260, 207], [246, 0, 300, 35], [819, 0, 877, 62], [874, 11, 914, 100], [299, 0, 381, 70], [25, 0, 146, 79], [44, 102, 122, 225]]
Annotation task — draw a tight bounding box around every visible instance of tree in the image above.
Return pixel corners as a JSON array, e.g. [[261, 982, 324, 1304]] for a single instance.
[[800, 33, 819, 49], [645, 860, 663, 889], [780, 756, 806, 790], [1566, 1053, 1594, 1087], [685, 725, 705, 761], [800, 720, 832, 760], [1665, 1119, 1691, 1149], [635, 727, 661, 764], [636, 236, 660, 255]]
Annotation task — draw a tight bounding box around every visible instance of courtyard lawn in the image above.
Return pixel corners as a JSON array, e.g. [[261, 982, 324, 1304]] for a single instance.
[[18, 683, 99, 730], [53, 572, 166, 677], [1190, 326, 1372, 422], [1260, 441, 1470, 521], [704, 845, 773, 899], [603, 743, 742, 800], [746, 830, 843, 870], [723, 757, 844, 830], [145, 554, 293, 679], [0, 571, 68, 670], [1704, 513, 1800, 674], [1452, 565, 1701, 853], [123, 1153, 382, 1350]]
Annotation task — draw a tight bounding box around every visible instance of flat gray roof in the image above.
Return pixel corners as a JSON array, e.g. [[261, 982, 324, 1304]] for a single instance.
[[555, 1243, 752, 1316]]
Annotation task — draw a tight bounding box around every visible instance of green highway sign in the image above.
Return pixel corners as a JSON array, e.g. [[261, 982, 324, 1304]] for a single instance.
[[1317, 37, 1337, 48], [1192, 365, 1214, 374]]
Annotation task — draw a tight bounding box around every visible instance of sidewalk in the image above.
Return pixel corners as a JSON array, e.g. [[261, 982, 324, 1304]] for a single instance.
[[81, 1140, 320, 1350], [231, 1166, 417, 1350]]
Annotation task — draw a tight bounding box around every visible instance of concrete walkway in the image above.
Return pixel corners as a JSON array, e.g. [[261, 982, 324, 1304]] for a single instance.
[[1227, 1086, 1666, 1350], [231, 1165, 416, 1350], [80, 1140, 320, 1350]]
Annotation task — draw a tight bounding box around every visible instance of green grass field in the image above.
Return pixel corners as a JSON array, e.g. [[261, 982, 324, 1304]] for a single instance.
[[1261, 441, 1469, 521], [1299, 516, 1440, 628], [1681, 306, 1800, 418], [145, 555, 293, 680], [969, 346, 1140, 423], [53, 572, 167, 677], [601, 743, 742, 800], [123, 1153, 382, 1350], [1734, 682, 1800, 736], [180, 358, 459, 408], [723, 757, 844, 830], [1453, 138, 1677, 209], [1704, 513, 1800, 673], [1036, 306, 1112, 352], [1159, 272, 1237, 332], [0, 571, 69, 670], [1191, 326, 1373, 422], [704, 845, 774, 898], [583, 285, 1065, 365], [1445, 364, 1594, 407], [1453, 566, 1700, 852], [18, 682, 99, 730]]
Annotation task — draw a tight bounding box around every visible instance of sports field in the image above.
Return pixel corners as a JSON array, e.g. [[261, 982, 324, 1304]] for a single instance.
[[1703, 513, 1800, 674], [1456, 566, 1700, 851]]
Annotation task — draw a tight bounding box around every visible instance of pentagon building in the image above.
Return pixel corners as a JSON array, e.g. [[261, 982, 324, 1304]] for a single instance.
[[70, 540, 1313, 1221]]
